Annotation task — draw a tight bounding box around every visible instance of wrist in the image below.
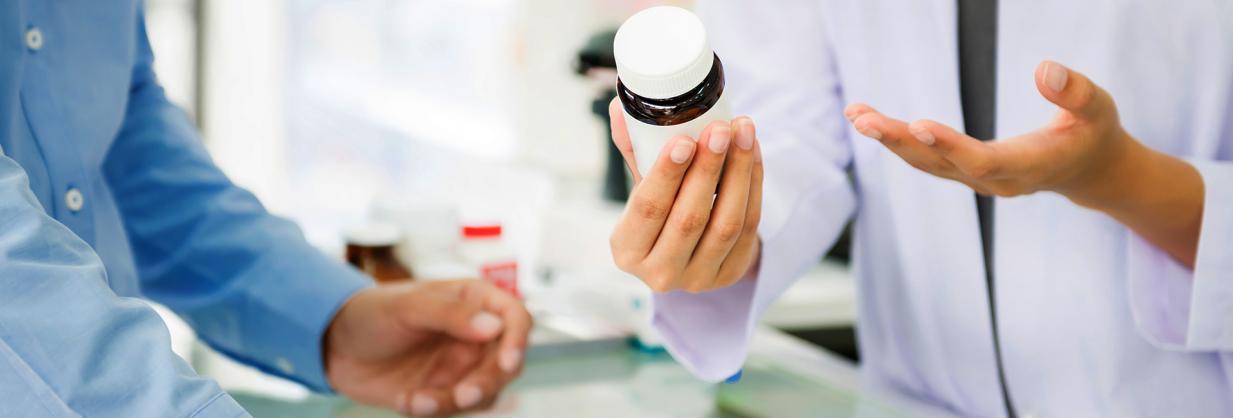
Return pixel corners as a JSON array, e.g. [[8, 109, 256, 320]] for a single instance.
[[1061, 128, 1151, 211], [322, 286, 379, 386]]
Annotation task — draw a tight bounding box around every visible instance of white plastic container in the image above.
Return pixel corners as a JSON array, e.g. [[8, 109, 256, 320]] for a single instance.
[[614, 6, 730, 177], [459, 223, 520, 297], [370, 196, 460, 269]]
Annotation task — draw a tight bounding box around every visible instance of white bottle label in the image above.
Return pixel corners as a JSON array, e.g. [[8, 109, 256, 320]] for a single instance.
[[622, 95, 730, 178], [481, 260, 519, 297]]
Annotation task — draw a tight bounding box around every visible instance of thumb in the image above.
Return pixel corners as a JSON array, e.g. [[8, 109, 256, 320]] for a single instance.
[[398, 291, 504, 343], [1034, 60, 1114, 120], [609, 97, 643, 183]]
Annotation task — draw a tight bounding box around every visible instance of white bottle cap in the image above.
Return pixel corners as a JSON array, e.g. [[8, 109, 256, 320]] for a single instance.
[[614, 6, 714, 100], [343, 221, 402, 247]]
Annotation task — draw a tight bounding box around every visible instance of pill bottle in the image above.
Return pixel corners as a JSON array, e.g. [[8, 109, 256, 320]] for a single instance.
[[459, 223, 520, 297], [344, 222, 413, 283], [370, 196, 461, 274], [614, 6, 730, 177]]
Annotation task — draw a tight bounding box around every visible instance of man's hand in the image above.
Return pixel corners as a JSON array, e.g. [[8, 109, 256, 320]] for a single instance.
[[848, 60, 1204, 266], [608, 98, 764, 293], [847, 60, 1138, 201], [324, 280, 531, 417]]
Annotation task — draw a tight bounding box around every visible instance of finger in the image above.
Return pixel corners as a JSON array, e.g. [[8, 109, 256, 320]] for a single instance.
[[1034, 60, 1115, 121], [423, 342, 485, 388], [646, 121, 732, 288], [851, 109, 960, 178], [394, 284, 503, 343], [907, 119, 1003, 179], [450, 341, 513, 413], [398, 388, 458, 418], [609, 98, 642, 182], [684, 117, 757, 291], [467, 280, 532, 375], [610, 136, 697, 269], [843, 103, 876, 123], [714, 139, 764, 289]]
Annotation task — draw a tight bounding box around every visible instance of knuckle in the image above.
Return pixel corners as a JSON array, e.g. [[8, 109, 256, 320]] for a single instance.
[[742, 217, 760, 235], [644, 272, 676, 293], [611, 249, 639, 272], [672, 212, 709, 236], [631, 198, 669, 221], [712, 221, 745, 244]]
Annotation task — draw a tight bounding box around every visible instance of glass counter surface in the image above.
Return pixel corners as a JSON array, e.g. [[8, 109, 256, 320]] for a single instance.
[[232, 328, 954, 418]]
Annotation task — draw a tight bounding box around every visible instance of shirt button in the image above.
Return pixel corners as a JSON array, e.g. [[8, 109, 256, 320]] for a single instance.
[[276, 357, 294, 374], [64, 188, 84, 212], [24, 27, 43, 51]]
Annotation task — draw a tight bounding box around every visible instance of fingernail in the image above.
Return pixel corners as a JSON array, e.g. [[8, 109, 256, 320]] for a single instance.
[[499, 348, 522, 373], [411, 394, 438, 416], [471, 312, 503, 335], [910, 127, 935, 145], [858, 125, 882, 140], [735, 119, 754, 150], [709, 125, 731, 154], [395, 392, 410, 412], [454, 384, 483, 409], [670, 140, 695, 164], [1044, 62, 1068, 94]]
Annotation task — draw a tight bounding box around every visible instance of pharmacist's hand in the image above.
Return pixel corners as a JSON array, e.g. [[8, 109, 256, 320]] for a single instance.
[[608, 99, 763, 293], [325, 280, 531, 417], [846, 61, 1134, 203]]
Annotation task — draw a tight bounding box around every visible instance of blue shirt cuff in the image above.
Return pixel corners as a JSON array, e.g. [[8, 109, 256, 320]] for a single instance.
[[207, 249, 372, 393]]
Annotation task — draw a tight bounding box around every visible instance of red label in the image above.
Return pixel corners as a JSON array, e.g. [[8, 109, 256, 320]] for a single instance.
[[481, 261, 519, 298]]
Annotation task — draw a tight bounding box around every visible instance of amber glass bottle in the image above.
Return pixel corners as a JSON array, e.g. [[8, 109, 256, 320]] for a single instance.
[[614, 6, 730, 177], [344, 223, 413, 283]]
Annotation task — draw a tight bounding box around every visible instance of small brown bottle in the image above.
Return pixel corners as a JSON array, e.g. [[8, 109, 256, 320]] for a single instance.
[[344, 222, 413, 283], [614, 6, 730, 177]]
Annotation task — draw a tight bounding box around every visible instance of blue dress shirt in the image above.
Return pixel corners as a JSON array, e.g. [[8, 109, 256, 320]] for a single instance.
[[0, 1, 371, 416]]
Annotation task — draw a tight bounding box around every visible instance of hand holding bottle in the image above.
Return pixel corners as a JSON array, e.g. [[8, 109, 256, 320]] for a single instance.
[[608, 99, 763, 293]]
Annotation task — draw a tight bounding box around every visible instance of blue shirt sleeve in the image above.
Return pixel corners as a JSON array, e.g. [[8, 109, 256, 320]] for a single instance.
[[0, 148, 249, 417], [100, 13, 371, 393]]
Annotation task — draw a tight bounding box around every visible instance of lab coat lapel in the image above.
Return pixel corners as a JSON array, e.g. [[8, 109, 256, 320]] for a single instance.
[[848, 0, 1005, 409]]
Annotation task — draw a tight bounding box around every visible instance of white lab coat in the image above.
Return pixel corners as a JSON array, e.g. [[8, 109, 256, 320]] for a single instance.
[[651, 1, 1233, 416]]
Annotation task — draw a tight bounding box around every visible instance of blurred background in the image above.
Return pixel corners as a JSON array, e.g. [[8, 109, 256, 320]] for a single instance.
[[143, 0, 857, 406]]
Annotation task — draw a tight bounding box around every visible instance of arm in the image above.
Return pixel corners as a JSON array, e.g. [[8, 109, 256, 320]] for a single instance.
[[849, 62, 1205, 266], [848, 61, 1233, 350], [608, 0, 857, 381], [0, 149, 246, 417], [106, 13, 531, 415], [102, 11, 369, 393]]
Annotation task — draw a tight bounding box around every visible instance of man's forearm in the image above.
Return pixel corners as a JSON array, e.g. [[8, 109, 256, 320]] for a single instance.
[[1070, 135, 1205, 268]]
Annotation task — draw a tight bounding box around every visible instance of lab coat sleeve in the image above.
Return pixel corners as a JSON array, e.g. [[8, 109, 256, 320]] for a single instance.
[[650, 0, 858, 381], [0, 148, 248, 417], [100, 12, 370, 393], [1126, 157, 1233, 351]]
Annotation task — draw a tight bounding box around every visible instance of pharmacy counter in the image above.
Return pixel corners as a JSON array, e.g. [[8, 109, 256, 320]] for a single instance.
[[230, 327, 954, 418]]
